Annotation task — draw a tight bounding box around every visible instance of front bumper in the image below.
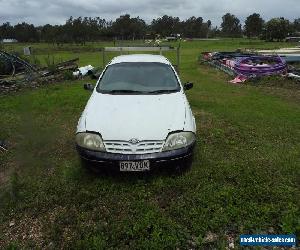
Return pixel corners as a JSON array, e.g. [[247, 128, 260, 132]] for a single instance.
[[76, 143, 195, 171]]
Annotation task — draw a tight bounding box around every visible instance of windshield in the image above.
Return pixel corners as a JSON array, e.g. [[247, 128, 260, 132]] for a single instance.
[[96, 62, 180, 94]]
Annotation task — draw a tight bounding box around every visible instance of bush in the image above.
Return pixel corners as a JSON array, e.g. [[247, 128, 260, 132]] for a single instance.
[[44, 55, 57, 73], [29, 55, 41, 66], [0, 58, 13, 75], [63, 71, 75, 80]]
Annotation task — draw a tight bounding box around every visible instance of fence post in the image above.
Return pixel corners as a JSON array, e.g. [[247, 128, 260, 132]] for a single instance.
[[177, 46, 180, 73], [102, 48, 105, 68]]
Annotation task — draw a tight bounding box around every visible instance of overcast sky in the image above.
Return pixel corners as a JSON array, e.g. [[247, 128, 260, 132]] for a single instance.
[[0, 0, 299, 27]]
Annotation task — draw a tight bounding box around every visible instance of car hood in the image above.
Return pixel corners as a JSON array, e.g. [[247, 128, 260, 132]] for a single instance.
[[84, 92, 186, 141]]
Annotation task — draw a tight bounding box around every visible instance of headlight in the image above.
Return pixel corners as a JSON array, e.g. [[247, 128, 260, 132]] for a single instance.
[[162, 132, 196, 151], [75, 132, 106, 151]]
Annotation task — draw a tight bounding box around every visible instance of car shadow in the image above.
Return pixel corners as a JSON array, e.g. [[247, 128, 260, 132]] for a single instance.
[[82, 162, 192, 183]]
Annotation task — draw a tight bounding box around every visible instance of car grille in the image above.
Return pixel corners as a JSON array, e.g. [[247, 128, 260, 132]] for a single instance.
[[104, 140, 165, 154]]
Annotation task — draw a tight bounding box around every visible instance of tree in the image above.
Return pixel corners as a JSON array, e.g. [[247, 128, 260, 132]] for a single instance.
[[293, 18, 300, 32], [209, 26, 221, 37], [41, 24, 56, 43], [182, 16, 203, 38], [264, 17, 292, 41], [150, 16, 211, 38], [151, 15, 181, 37], [112, 14, 146, 40], [244, 13, 264, 38], [130, 17, 147, 40], [0, 22, 14, 39], [14, 22, 39, 42], [221, 13, 242, 37]]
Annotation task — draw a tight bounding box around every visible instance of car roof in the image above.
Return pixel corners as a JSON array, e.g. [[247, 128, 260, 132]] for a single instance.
[[109, 54, 171, 65]]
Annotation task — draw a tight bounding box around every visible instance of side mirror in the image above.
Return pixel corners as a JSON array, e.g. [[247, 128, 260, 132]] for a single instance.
[[184, 82, 193, 90], [84, 83, 94, 91]]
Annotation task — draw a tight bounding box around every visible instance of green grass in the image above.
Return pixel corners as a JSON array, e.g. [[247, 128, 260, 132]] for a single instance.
[[0, 39, 300, 249]]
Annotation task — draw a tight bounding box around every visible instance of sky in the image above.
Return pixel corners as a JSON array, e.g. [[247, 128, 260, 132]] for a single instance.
[[0, 0, 299, 27]]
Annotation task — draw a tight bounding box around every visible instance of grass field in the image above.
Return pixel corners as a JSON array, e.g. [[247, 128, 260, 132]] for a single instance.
[[0, 39, 300, 249]]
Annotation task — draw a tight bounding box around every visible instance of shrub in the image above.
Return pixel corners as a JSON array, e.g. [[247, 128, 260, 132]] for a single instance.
[[44, 55, 57, 73], [63, 71, 75, 80]]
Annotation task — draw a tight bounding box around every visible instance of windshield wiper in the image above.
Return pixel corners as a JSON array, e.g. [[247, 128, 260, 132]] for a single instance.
[[146, 89, 179, 94], [103, 90, 147, 94], [101, 89, 179, 94]]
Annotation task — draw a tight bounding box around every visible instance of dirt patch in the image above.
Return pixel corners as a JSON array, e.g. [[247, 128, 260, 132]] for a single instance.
[[0, 170, 10, 186], [153, 187, 184, 211], [0, 206, 70, 248], [0, 214, 44, 248], [0, 158, 17, 186]]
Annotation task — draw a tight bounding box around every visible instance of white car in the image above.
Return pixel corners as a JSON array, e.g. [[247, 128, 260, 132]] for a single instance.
[[76, 54, 196, 172]]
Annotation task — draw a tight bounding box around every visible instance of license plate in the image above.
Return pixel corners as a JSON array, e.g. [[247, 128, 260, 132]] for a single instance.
[[119, 161, 150, 171]]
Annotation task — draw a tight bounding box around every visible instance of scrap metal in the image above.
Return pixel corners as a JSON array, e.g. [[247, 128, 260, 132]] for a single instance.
[[0, 51, 79, 94], [201, 51, 293, 83]]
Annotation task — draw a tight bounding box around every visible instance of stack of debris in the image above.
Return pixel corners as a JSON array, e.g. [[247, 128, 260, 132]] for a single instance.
[[233, 56, 287, 77], [0, 140, 8, 152], [39, 58, 79, 79], [0, 51, 80, 94], [201, 50, 300, 83], [287, 65, 300, 81], [257, 47, 300, 63], [73, 65, 94, 78], [257, 47, 300, 81]]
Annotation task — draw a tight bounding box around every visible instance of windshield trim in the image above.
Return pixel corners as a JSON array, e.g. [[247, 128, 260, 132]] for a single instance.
[[96, 62, 181, 95]]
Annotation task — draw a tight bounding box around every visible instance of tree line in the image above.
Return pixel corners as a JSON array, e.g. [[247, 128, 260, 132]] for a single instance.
[[0, 13, 300, 43]]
